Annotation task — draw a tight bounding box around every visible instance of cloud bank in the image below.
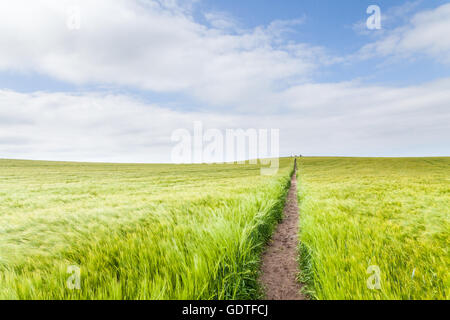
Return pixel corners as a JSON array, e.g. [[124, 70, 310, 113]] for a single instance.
[[0, 0, 329, 110], [0, 0, 449, 162], [1, 78, 449, 162], [359, 3, 450, 63]]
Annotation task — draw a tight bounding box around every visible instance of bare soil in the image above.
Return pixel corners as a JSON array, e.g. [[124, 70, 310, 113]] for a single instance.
[[260, 168, 306, 300]]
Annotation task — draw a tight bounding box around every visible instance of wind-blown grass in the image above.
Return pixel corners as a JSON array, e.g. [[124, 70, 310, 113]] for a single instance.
[[297, 157, 449, 300], [0, 158, 293, 299]]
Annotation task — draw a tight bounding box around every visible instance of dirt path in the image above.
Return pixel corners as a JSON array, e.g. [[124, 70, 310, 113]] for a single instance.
[[260, 162, 306, 300]]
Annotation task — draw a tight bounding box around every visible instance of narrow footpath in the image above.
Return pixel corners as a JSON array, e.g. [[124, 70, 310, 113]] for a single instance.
[[260, 160, 306, 300]]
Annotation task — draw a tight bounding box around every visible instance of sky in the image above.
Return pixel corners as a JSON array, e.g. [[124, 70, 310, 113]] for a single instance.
[[0, 0, 449, 162]]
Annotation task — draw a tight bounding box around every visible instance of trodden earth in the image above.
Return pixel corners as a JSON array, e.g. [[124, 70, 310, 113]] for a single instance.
[[260, 161, 307, 300]]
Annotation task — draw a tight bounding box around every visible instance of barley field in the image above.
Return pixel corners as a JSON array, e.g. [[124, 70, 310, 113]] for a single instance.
[[0, 158, 293, 299], [297, 157, 449, 300], [1, 157, 448, 300]]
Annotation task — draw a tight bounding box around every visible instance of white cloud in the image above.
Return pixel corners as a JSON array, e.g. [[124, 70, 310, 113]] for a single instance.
[[359, 3, 450, 63], [0, 0, 323, 110], [352, 0, 422, 36], [1, 1, 449, 161], [204, 11, 238, 30], [1, 77, 449, 162]]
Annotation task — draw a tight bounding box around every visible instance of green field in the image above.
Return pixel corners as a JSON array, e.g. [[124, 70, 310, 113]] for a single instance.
[[298, 157, 449, 300], [0, 158, 293, 299], [1, 157, 449, 300]]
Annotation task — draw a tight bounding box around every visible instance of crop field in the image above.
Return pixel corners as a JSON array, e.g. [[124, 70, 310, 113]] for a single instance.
[[0, 158, 293, 299], [297, 157, 449, 300], [1, 157, 448, 300]]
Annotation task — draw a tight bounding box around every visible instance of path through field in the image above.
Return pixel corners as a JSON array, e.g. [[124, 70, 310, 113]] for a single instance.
[[260, 162, 306, 300]]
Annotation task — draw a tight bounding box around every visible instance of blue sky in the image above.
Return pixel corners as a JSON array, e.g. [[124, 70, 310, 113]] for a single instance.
[[194, 0, 450, 86], [2, 1, 449, 93], [0, 0, 449, 162]]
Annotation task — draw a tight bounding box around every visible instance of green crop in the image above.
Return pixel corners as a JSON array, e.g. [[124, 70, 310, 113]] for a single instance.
[[297, 157, 449, 300], [0, 158, 293, 299]]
